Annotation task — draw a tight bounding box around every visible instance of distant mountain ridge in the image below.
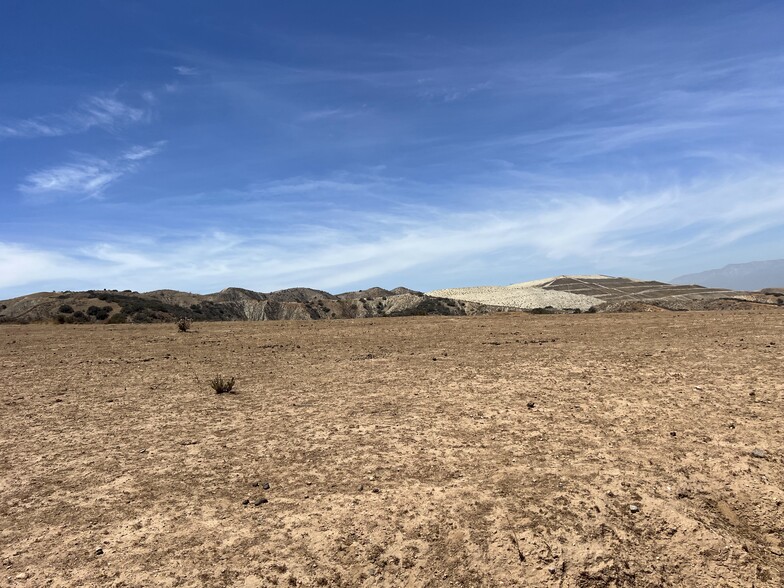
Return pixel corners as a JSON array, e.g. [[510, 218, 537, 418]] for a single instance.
[[673, 259, 784, 291]]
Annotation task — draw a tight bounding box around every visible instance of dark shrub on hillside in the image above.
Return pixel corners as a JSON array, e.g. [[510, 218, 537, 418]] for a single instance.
[[107, 313, 127, 324], [59, 304, 74, 314]]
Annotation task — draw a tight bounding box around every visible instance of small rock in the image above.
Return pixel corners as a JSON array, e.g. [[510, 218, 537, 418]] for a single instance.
[[629, 504, 640, 513], [262, 482, 270, 490], [357, 484, 364, 492], [242, 499, 249, 505], [95, 548, 104, 556], [372, 487, 381, 494], [254, 497, 268, 506], [749, 391, 756, 397], [15, 573, 29, 580], [548, 566, 556, 574], [694, 386, 703, 391], [751, 448, 767, 458], [669, 431, 677, 437], [251, 481, 259, 487], [527, 401, 535, 409]]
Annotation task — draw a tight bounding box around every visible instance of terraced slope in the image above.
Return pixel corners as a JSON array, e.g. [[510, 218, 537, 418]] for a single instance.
[[429, 275, 767, 311]]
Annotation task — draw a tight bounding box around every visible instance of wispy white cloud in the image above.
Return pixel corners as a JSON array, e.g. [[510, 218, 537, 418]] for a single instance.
[[0, 95, 148, 139], [174, 65, 200, 76], [18, 143, 164, 197], [299, 108, 365, 122], [121, 143, 164, 161], [3, 166, 784, 295]]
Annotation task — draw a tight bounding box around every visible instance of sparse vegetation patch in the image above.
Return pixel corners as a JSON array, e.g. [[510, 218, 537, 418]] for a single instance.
[[210, 375, 235, 394]]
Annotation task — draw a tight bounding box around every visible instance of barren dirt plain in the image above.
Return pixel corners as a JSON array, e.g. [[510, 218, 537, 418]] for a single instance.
[[1, 310, 782, 587]]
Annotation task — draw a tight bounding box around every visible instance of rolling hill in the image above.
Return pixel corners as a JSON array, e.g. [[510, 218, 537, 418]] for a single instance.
[[0, 286, 507, 325]]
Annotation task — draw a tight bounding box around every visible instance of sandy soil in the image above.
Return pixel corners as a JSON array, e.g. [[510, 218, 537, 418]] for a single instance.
[[1, 311, 782, 587], [427, 286, 602, 310]]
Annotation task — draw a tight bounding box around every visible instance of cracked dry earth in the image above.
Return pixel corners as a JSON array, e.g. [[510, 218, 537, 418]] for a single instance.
[[1, 311, 783, 587]]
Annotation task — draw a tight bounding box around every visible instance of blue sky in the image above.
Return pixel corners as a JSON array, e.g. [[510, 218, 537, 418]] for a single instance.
[[1, 1, 783, 297]]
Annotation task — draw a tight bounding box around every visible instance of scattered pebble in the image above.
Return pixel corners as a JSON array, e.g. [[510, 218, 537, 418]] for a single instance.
[[357, 484, 364, 492], [670, 431, 677, 437], [251, 482, 259, 487], [372, 487, 381, 494], [751, 448, 767, 459], [254, 497, 268, 506], [242, 499, 249, 505], [262, 482, 270, 490], [629, 504, 640, 513], [548, 566, 556, 574], [15, 573, 28, 580], [95, 548, 104, 556], [527, 401, 535, 409]]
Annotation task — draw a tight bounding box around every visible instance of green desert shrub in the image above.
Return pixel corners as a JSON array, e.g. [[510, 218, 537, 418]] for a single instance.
[[58, 304, 74, 314]]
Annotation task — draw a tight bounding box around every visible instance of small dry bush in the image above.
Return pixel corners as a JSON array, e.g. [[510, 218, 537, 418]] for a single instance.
[[177, 318, 192, 332], [210, 375, 235, 394]]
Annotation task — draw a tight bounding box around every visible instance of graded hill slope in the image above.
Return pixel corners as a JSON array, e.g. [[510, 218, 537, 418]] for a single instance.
[[428, 285, 602, 311], [429, 275, 779, 311]]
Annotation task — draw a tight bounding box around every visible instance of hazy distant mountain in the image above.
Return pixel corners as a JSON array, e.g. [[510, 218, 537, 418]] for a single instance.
[[673, 260, 784, 290]]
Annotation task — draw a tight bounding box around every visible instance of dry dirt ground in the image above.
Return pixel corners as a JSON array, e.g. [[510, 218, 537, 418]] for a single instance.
[[1, 311, 782, 587]]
